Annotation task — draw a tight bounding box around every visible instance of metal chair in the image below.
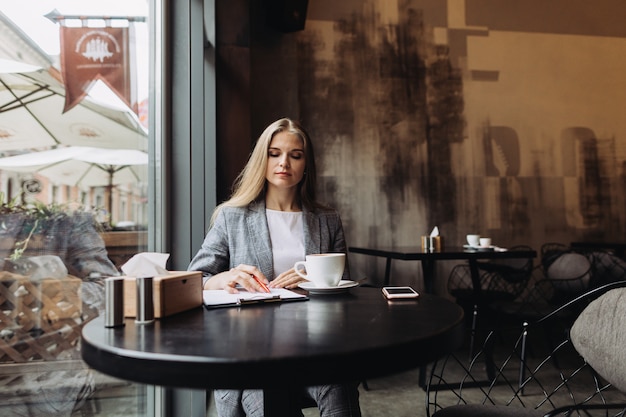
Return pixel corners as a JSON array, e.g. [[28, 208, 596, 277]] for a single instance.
[[542, 248, 593, 302], [448, 245, 535, 305], [447, 245, 535, 358], [498, 244, 594, 318], [426, 280, 626, 417], [583, 249, 626, 287]]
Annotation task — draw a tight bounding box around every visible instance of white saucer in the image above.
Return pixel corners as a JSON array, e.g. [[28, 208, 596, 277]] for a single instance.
[[463, 244, 507, 252], [298, 280, 359, 295], [463, 244, 495, 251]]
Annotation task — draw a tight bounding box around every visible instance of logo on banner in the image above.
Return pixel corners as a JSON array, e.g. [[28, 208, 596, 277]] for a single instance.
[[80, 32, 116, 62], [60, 26, 133, 113]]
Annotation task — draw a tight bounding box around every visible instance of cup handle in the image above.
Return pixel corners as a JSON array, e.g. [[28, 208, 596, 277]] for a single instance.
[[294, 261, 308, 279]]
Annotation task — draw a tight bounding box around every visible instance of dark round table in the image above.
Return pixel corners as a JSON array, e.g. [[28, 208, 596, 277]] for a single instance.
[[82, 287, 464, 414]]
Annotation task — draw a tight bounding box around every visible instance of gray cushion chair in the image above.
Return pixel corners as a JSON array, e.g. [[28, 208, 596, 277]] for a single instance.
[[426, 280, 626, 417], [489, 243, 596, 323], [447, 245, 535, 307]]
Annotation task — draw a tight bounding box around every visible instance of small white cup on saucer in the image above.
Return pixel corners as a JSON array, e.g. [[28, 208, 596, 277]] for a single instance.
[[294, 253, 345, 287], [479, 237, 492, 247], [466, 234, 480, 247]]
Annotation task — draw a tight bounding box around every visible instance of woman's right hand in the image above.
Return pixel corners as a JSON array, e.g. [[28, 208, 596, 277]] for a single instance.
[[204, 264, 270, 294]]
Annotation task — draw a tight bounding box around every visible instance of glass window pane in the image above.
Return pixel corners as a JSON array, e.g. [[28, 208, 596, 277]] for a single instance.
[[0, 2, 151, 415]]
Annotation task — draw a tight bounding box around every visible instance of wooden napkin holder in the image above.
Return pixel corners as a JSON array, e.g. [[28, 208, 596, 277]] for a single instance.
[[123, 271, 203, 318]]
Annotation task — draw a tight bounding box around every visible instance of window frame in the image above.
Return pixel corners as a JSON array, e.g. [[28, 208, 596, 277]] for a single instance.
[[148, 0, 216, 269]]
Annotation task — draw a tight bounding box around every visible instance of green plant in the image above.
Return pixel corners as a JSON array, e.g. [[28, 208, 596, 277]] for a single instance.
[[0, 193, 104, 260]]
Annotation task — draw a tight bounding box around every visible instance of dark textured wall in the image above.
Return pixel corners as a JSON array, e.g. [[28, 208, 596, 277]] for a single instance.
[[218, 0, 626, 292], [301, 0, 626, 290]]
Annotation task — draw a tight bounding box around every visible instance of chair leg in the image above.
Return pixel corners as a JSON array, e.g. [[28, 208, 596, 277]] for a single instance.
[[519, 321, 529, 394], [468, 303, 498, 382], [483, 334, 496, 381], [469, 304, 479, 360]]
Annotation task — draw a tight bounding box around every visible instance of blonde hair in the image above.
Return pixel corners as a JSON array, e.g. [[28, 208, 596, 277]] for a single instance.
[[211, 118, 318, 224]]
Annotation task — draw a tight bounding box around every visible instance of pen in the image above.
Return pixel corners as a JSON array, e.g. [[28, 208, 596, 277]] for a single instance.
[[238, 295, 281, 305], [251, 274, 270, 293]]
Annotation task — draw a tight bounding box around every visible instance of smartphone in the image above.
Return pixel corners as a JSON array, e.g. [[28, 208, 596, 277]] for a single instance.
[[382, 286, 420, 300]]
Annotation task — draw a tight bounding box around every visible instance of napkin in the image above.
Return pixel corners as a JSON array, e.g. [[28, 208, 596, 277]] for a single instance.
[[430, 226, 439, 237], [121, 252, 170, 277]]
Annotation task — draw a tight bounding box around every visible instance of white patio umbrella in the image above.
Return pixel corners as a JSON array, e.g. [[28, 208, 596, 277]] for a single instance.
[[0, 146, 148, 215], [0, 58, 147, 152]]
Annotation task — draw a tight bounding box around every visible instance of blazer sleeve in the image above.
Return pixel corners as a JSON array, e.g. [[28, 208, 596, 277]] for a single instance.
[[187, 209, 231, 286], [329, 211, 348, 255], [334, 214, 351, 280], [315, 208, 350, 280]]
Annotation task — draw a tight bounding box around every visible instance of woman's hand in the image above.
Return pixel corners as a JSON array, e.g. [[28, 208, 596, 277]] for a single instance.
[[204, 264, 270, 294], [269, 267, 306, 289]]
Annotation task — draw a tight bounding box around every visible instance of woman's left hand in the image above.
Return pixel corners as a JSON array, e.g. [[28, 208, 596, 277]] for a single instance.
[[269, 268, 306, 289]]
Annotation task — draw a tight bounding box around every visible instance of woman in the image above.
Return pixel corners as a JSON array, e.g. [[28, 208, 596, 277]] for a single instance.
[[188, 118, 361, 417]]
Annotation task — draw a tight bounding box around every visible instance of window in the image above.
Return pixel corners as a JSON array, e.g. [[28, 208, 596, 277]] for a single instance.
[[0, 2, 151, 415], [1, 0, 216, 413]]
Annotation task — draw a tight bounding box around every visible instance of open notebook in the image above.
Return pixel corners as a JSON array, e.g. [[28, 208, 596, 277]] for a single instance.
[[203, 287, 308, 309]]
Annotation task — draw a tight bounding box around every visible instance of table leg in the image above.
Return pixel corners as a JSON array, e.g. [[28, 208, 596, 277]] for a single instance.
[[418, 258, 437, 388], [264, 388, 304, 416], [420, 259, 436, 294], [384, 257, 392, 286], [466, 259, 495, 380], [468, 260, 481, 299]]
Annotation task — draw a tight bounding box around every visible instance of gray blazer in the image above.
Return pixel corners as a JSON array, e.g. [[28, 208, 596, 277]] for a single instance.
[[188, 200, 350, 286]]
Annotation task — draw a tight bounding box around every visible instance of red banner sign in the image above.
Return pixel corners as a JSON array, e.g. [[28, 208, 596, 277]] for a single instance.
[[60, 26, 133, 113]]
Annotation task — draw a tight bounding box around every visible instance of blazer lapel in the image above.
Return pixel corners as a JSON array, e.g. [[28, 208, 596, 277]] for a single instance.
[[246, 202, 274, 278], [303, 208, 320, 255]]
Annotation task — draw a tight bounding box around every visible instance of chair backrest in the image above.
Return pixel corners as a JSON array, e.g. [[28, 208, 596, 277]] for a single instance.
[[426, 280, 626, 417], [475, 246, 535, 299], [545, 252, 592, 292], [570, 287, 626, 393], [540, 242, 570, 269], [589, 250, 626, 287]]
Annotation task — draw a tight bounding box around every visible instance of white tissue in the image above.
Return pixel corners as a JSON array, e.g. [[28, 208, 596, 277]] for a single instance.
[[121, 252, 170, 277], [430, 226, 439, 237]]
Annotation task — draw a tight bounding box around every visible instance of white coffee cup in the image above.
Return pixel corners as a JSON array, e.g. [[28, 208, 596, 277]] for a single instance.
[[479, 237, 492, 247], [294, 253, 345, 287], [466, 234, 480, 247]]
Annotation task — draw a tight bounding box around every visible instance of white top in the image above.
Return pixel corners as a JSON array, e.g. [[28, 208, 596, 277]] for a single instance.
[[265, 209, 305, 278]]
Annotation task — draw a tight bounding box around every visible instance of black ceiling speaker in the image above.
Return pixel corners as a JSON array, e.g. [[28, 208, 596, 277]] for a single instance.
[[266, 0, 309, 33]]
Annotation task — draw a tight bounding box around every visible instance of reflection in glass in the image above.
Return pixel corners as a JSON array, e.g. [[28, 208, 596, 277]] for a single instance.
[[0, 2, 150, 415]]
